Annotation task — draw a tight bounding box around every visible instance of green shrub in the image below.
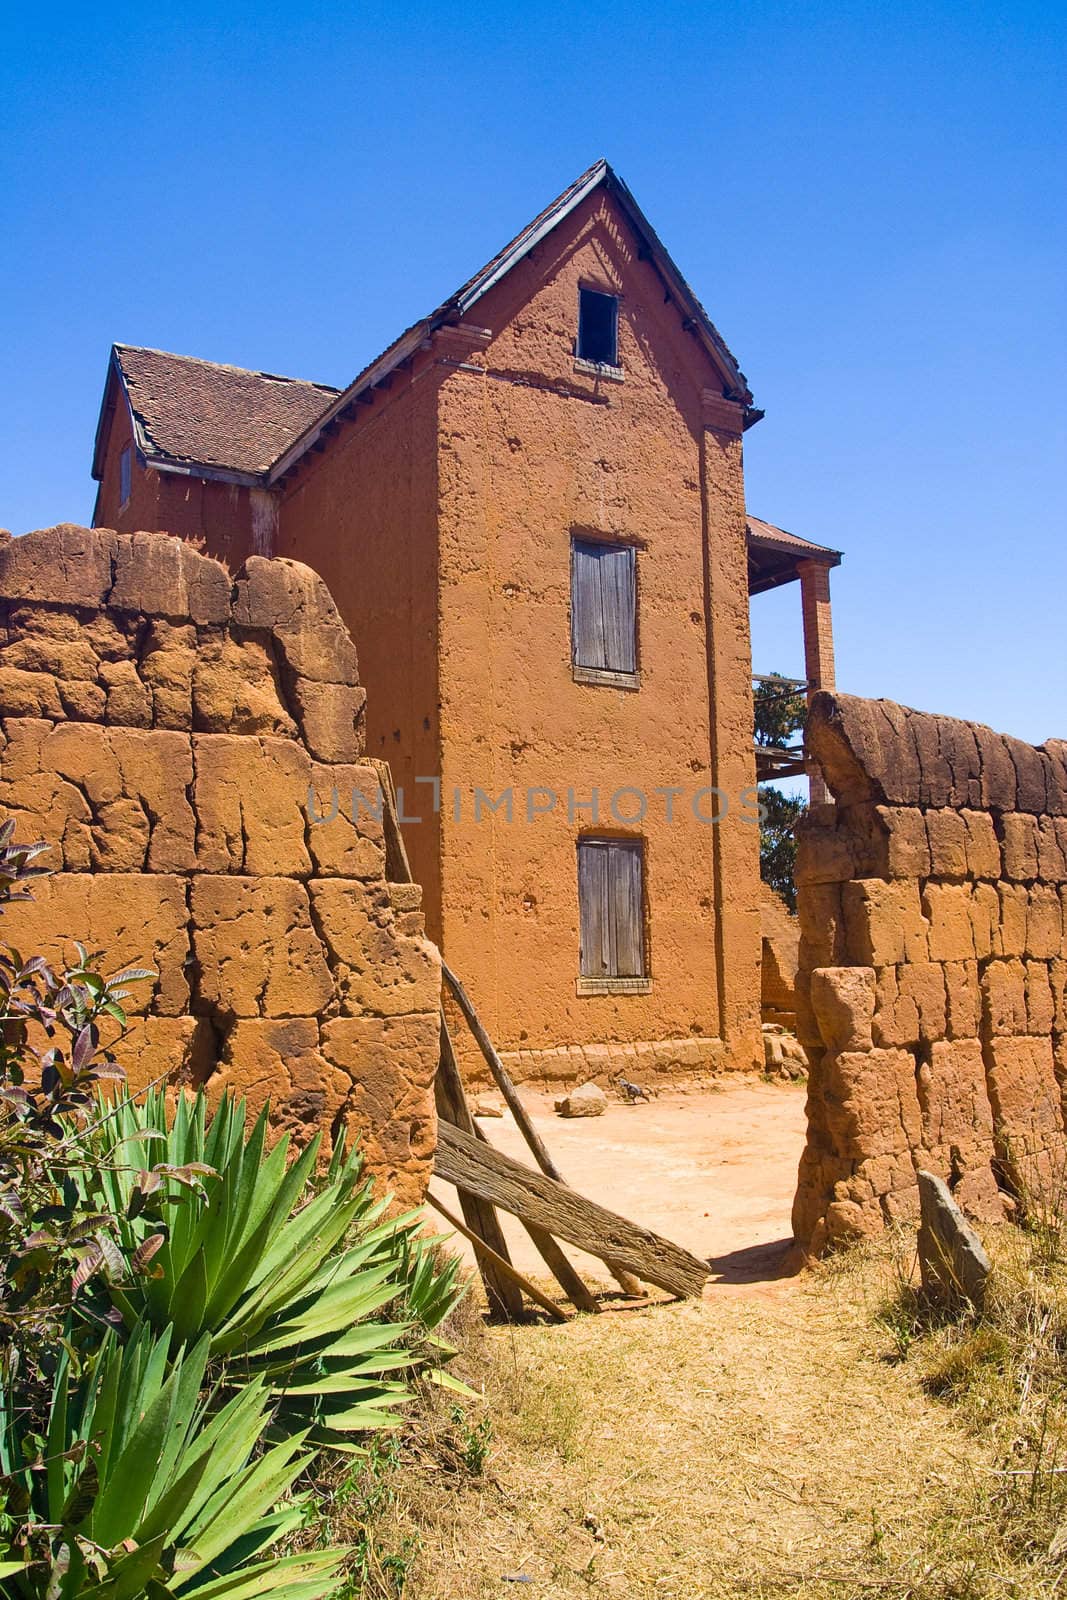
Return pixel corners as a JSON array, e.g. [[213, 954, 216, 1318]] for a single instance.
[[82, 1089, 465, 1450], [0, 819, 469, 1593], [0, 1322, 349, 1598]]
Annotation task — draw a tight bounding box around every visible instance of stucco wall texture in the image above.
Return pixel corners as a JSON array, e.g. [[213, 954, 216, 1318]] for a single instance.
[[96, 402, 258, 571], [0, 525, 440, 1206], [793, 691, 1067, 1254], [277, 187, 764, 1084]]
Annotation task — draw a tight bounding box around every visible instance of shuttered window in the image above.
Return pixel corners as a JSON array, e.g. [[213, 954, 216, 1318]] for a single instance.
[[578, 839, 646, 978], [119, 446, 132, 508], [571, 538, 636, 677], [577, 288, 618, 366]]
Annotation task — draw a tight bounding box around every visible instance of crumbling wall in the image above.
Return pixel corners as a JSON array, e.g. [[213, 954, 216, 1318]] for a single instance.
[[793, 691, 1067, 1253], [761, 885, 799, 1029], [0, 525, 440, 1206]]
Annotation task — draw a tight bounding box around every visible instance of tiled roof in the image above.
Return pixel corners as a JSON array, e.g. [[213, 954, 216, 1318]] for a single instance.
[[112, 345, 340, 479], [746, 515, 841, 562]]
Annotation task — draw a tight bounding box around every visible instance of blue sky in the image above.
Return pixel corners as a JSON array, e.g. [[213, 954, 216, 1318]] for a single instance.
[[2, 1, 1063, 742]]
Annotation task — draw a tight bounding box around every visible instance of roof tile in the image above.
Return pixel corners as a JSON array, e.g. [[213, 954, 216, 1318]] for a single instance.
[[114, 345, 339, 478]]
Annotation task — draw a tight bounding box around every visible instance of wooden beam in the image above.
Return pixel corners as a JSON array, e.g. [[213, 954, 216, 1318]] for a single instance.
[[425, 1191, 567, 1323], [441, 961, 641, 1297], [442, 962, 566, 1179], [434, 1019, 523, 1321], [434, 1122, 709, 1300], [440, 1020, 598, 1315], [368, 759, 413, 882]]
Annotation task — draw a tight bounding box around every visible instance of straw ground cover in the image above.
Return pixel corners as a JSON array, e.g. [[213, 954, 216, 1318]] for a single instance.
[[322, 1250, 1031, 1599]]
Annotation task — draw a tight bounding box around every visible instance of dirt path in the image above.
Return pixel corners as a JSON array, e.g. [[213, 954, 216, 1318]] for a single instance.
[[427, 1077, 808, 1291], [401, 1257, 978, 1599], [399, 1080, 981, 1597]]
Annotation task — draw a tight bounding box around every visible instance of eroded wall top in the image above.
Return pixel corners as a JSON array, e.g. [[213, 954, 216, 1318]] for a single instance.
[[0, 524, 440, 1206], [794, 691, 1067, 1253]]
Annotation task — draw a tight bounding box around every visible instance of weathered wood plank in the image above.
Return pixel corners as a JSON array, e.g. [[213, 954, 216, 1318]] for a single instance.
[[439, 1006, 596, 1314], [434, 1121, 708, 1300], [434, 1018, 523, 1321], [426, 1191, 568, 1323], [613, 840, 644, 978], [578, 840, 611, 978], [442, 959, 639, 1299]]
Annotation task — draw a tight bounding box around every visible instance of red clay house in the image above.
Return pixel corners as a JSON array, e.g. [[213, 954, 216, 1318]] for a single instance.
[[91, 160, 841, 1085]]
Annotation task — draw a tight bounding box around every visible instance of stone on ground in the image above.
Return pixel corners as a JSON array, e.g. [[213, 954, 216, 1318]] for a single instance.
[[554, 1081, 608, 1118], [917, 1169, 992, 1311]]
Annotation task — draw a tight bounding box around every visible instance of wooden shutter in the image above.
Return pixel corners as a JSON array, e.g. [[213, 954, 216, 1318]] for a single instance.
[[611, 841, 645, 976], [578, 839, 645, 978], [571, 540, 636, 674], [578, 840, 611, 976]]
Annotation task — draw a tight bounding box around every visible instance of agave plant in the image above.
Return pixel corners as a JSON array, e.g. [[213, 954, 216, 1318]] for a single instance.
[[0, 1323, 348, 1598], [82, 1091, 465, 1449]]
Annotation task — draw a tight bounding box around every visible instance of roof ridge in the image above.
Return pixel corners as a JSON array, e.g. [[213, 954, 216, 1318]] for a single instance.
[[269, 158, 756, 482], [113, 343, 340, 395]]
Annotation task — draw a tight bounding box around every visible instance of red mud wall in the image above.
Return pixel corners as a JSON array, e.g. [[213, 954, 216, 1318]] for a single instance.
[[793, 691, 1067, 1253], [0, 525, 440, 1206]]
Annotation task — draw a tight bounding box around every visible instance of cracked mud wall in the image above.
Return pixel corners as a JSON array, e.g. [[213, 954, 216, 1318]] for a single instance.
[[793, 691, 1067, 1253], [0, 524, 440, 1207]]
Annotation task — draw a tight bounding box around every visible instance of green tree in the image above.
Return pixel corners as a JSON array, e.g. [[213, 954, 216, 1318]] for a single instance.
[[759, 787, 807, 911], [753, 673, 807, 750], [753, 673, 808, 911]]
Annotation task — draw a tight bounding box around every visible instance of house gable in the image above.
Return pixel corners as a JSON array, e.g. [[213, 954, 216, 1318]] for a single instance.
[[269, 160, 759, 486], [460, 183, 744, 427]]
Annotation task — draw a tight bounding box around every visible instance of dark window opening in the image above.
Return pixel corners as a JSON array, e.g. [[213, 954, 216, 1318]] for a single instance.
[[571, 537, 636, 675], [578, 838, 646, 977], [577, 288, 618, 366]]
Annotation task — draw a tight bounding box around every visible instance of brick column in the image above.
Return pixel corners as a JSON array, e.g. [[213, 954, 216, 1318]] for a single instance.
[[797, 558, 836, 805]]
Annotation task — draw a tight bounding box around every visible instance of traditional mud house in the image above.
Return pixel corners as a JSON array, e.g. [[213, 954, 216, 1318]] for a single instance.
[[91, 160, 840, 1083]]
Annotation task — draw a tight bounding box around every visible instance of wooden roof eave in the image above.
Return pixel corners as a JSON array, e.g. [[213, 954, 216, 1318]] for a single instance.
[[747, 547, 841, 597]]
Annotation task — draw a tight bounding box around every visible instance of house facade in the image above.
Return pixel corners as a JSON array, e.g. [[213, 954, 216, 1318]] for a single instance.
[[91, 161, 840, 1086]]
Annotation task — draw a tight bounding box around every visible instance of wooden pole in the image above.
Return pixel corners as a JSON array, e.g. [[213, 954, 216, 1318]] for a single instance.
[[425, 1190, 568, 1323], [435, 1019, 523, 1320], [441, 961, 642, 1297], [371, 764, 608, 1314]]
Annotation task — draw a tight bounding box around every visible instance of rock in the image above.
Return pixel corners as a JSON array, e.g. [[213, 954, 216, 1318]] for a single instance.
[[916, 1170, 992, 1312], [762, 1026, 808, 1079], [474, 1093, 506, 1118], [554, 1081, 607, 1118]]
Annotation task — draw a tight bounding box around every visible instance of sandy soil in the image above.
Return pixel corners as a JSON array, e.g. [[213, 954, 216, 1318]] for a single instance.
[[426, 1076, 808, 1295]]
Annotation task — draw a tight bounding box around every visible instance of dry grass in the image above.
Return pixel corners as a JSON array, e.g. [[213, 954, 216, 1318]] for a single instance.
[[310, 1199, 1067, 1599]]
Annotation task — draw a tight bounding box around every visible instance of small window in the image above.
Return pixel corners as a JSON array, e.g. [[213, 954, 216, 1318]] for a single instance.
[[578, 838, 646, 978], [119, 446, 132, 508], [577, 287, 618, 366], [571, 537, 636, 679]]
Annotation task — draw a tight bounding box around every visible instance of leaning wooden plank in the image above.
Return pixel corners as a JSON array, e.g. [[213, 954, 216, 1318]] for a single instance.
[[374, 772, 603, 1315], [434, 1019, 523, 1321], [442, 961, 558, 1174], [441, 1021, 599, 1316], [522, 1224, 601, 1315], [434, 1121, 708, 1300], [426, 1191, 568, 1324], [442, 960, 641, 1298]]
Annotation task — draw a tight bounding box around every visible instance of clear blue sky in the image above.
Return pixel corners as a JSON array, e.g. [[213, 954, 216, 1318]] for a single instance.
[[2, 2, 1063, 742]]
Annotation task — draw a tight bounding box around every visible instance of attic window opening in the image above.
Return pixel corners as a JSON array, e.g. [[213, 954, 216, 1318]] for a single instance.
[[577, 288, 618, 367], [119, 446, 132, 509]]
